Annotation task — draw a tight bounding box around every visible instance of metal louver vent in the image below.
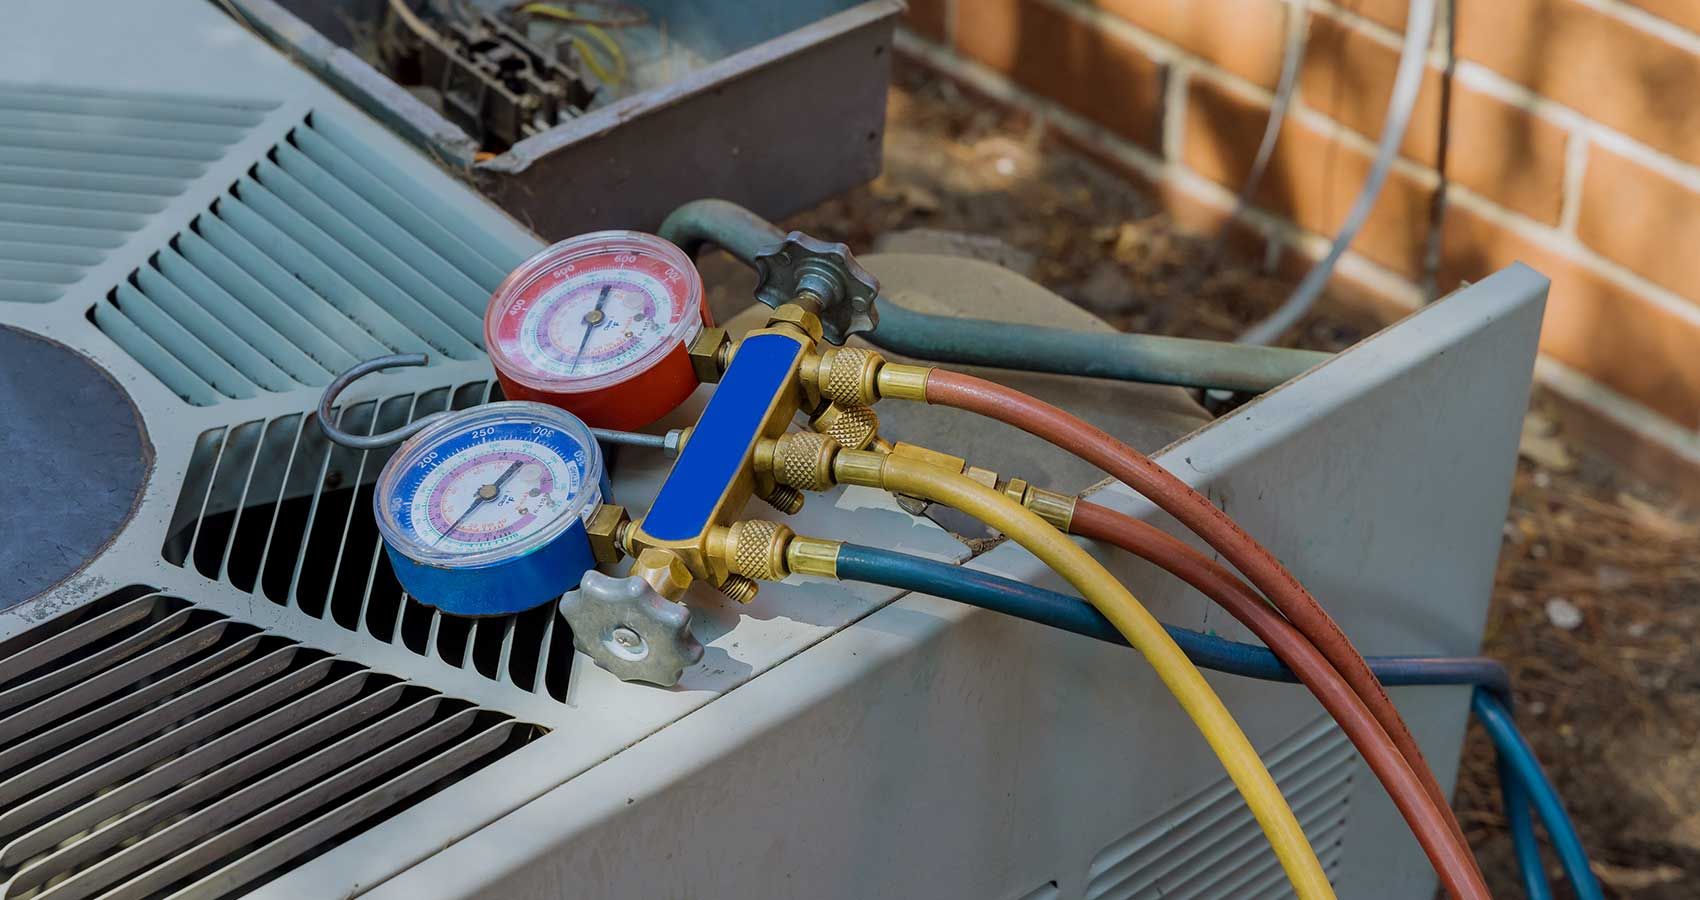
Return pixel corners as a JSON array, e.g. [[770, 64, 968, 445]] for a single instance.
[[161, 378, 575, 703], [1084, 716, 1355, 900], [92, 112, 524, 405], [0, 85, 270, 304], [0, 585, 541, 900]]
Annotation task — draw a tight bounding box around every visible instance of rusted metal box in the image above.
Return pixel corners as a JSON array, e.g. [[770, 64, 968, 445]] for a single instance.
[[232, 0, 899, 239]]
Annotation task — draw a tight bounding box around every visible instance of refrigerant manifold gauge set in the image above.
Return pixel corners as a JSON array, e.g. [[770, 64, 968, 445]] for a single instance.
[[311, 206, 1581, 900], [323, 227, 912, 683]]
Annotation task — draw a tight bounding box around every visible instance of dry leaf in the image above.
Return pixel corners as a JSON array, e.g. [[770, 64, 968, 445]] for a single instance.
[[1519, 414, 1574, 472], [1589, 860, 1684, 890]]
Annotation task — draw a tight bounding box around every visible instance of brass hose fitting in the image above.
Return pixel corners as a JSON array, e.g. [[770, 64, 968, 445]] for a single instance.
[[833, 448, 888, 488], [874, 363, 932, 402], [687, 327, 731, 384], [719, 575, 759, 604], [832, 443, 1079, 531], [707, 518, 843, 586], [757, 483, 806, 515], [1002, 481, 1077, 531], [585, 504, 631, 564], [786, 536, 842, 579]]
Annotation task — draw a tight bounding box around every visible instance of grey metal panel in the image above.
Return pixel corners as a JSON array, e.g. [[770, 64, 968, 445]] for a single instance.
[[0, 585, 539, 900], [479, 2, 898, 238], [86, 111, 533, 405], [0, 86, 266, 303], [362, 266, 1545, 900], [231, 0, 897, 237], [0, 3, 1535, 898]]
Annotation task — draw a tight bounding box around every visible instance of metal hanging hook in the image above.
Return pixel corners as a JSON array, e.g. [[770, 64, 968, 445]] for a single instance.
[[317, 353, 450, 451], [319, 354, 687, 454]]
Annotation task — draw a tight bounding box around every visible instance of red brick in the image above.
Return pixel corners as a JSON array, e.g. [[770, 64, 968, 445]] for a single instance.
[[1050, 126, 1275, 258], [1455, 0, 1700, 169], [1337, 0, 1410, 32], [1624, 1, 1700, 36], [954, 0, 1166, 150], [1183, 77, 1435, 277], [1096, 0, 1288, 88], [1299, 13, 1568, 223], [1441, 205, 1700, 428], [903, 0, 949, 43], [1578, 146, 1700, 303]]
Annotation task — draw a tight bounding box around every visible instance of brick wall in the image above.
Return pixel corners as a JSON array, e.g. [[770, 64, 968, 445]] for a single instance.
[[900, 0, 1700, 466]]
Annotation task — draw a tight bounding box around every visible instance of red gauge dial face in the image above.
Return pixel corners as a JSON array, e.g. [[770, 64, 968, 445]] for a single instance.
[[489, 238, 703, 393]]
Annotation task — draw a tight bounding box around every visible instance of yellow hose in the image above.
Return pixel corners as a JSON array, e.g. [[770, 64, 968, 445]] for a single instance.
[[868, 454, 1336, 900]]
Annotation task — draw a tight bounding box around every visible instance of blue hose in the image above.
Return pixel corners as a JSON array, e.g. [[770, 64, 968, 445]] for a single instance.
[[1502, 756, 1555, 900], [1473, 691, 1604, 900], [834, 544, 1509, 698], [833, 543, 1597, 899]]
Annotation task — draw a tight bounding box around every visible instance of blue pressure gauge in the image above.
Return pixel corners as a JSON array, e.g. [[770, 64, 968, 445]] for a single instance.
[[374, 401, 609, 616]]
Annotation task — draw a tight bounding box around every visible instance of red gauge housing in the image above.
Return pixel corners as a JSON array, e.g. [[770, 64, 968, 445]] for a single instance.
[[485, 231, 710, 430]]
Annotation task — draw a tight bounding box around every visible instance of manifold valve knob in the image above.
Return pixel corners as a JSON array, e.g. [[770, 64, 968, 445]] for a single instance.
[[752, 232, 880, 345], [559, 570, 705, 686]]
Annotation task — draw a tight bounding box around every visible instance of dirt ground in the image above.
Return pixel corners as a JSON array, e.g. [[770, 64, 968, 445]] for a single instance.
[[788, 60, 1699, 898]]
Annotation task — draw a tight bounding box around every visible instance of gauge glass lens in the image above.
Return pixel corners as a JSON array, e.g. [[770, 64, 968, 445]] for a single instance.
[[377, 404, 603, 568], [487, 231, 703, 394]]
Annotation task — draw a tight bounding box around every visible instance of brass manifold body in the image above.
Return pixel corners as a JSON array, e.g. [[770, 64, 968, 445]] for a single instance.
[[583, 300, 1076, 607]]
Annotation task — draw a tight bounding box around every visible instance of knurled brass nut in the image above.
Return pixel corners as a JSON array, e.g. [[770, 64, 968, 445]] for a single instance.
[[774, 431, 839, 492], [727, 519, 794, 582], [818, 347, 881, 406], [812, 403, 880, 451]]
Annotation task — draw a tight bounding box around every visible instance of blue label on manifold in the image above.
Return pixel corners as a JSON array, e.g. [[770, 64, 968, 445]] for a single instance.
[[641, 333, 803, 542]]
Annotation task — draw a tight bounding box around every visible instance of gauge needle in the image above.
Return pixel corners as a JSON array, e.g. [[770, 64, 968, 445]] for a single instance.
[[435, 460, 525, 546], [569, 284, 613, 373]]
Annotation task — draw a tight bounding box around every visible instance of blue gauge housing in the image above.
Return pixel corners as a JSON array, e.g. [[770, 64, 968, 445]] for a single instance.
[[375, 402, 611, 617]]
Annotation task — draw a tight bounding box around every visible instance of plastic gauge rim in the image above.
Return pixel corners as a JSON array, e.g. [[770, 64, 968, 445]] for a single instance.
[[484, 230, 707, 429], [373, 402, 608, 616]]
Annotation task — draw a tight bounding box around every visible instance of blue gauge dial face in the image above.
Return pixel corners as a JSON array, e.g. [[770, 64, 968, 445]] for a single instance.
[[387, 421, 592, 557]]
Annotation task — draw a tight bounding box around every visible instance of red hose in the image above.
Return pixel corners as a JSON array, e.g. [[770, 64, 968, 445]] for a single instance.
[[924, 371, 1476, 874], [1072, 501, 1490, 900]]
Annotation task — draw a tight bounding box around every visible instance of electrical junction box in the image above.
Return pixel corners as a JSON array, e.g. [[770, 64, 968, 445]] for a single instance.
[[228, 0, 900, 239], [0, 2, 1545, 897]]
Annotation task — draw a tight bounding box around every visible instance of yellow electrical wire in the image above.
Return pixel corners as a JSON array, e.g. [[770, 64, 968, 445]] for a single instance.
[[863, 453, 1336, 900], [518, 2, 629, 85]]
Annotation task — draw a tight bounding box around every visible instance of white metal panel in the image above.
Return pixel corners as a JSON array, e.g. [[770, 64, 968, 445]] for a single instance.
[[364, 265, 1545, 900], [0, 1, 964, 893]]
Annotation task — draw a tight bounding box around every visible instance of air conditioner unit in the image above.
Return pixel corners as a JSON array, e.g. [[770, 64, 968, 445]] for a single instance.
[[0, 2, 1544, 898]]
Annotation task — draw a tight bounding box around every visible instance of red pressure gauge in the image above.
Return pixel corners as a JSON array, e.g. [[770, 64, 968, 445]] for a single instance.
[[486, 231, 709, 430]]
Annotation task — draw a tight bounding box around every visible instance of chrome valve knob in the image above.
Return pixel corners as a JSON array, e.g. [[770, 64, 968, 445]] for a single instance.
[[559, 570, 704, 686], [752, 231, 880, 345]]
